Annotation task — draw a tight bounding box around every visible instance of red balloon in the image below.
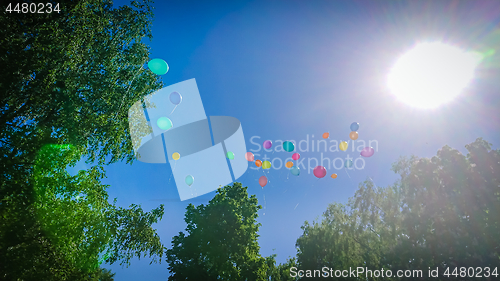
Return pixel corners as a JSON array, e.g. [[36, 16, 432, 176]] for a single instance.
[[259, 176, 268, 187], [313, 166, 327, 178], [245, 152, 254, 161]]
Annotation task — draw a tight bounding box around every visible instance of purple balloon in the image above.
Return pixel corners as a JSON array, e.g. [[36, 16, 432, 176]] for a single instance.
[[170, 91, 182, 105], [263, 140, 272, 150], [360, 147, 374, 157]]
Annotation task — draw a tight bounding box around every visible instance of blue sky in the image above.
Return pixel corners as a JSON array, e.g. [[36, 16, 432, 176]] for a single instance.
[[102, 0, 500, 279]]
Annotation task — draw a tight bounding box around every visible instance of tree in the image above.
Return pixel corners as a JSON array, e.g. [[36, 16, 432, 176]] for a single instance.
[[296, 199, 396, 280], [90, 268, 116, 281], [265, 255, 299, 281], [33, 144, 166, 270], [166, 182, 269, 281], [295, 138, 499, 280], [1, 0, 167, 279], [2, 135, 165, 280], [1, 0, 161, 170], [387, 138, 500, 279]]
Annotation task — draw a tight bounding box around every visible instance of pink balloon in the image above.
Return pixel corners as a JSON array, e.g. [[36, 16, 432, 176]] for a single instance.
[[259, 176, 268, 187], [245, 152, 254, 161], [313, 166, 327, 178], [263, 140, 272, 149], [360, 147, 374, 157], [292, 153, 300, 160]]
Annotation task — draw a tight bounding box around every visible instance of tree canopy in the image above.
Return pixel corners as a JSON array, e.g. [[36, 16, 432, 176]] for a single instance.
[[295, 138, 499, 280], [1, 0, 167, 279], [166, 182, 270, 281]]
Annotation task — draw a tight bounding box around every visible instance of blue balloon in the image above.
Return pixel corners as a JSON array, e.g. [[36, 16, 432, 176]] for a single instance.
[[170, 91, 182, 105], [157, 117, 173, 130], [290, 166, 300, 176], [283, 141, 295, 152], [350, 122, 359, 131], [148, 58, 169, 75], [345, 159, 353, 169], [185, 175, 194, 186]]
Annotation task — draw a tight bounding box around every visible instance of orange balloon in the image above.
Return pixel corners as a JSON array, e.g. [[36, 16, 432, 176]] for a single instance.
[[255, 159, 262, 167], [285, 161, 294, 168], [331, 173, 338, 179], [323, 132, 329, 139], [349, 131, 358, 140]]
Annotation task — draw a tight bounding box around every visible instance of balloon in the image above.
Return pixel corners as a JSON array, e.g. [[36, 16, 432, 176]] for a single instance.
[[172, 152, 180, 160], [360, 147, 375, 157], [285, 161, 294, 168], [313, 166, 327, 178], [157, 117, 173, 130], [349, 131, 359, 140], [339, 141, 348, 151], [148, 58, 169, 75], [331, 173, 338, 179], [255, 160, 262, 167], [169, 91, 182, 105], [283, 141, 295, 152], [345, 159, 353, 168], [263, 140, 272, 149], [350, 122, 359, 131], [292, 153, 300, 160], [226, 151, 234, 160], [323, 132, 329, 139], [259, 176, 268, 187], [290, 166, 300, 176], [262, 160, 271, 169], [185, 175, 194, 186], [245, 152, 254, 161]]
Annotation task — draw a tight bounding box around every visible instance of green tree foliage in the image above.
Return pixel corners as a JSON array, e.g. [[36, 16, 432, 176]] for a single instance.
[[90, 268, 115, 281], [166, 182, 269, 281], [388, 138, 500, 278], [265, 255, 299, 281], [296, 200, 393, 281], [295, 138, 499, 280], [0, 0, 160, 170], [1, 0, 166, 279], [32, 144, 165, 268]]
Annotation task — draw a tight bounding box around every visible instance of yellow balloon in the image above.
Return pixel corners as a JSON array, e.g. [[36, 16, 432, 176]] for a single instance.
[[262, 160, 271, 169], [172, 152, 180, 160], [285, 161, 294, 168], [339, 141, 348, 151]]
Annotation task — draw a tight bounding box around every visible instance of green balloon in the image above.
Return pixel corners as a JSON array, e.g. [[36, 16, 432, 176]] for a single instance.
[[148, 58, 169, 75], [262, 160, 271, 169], [226, 151, 234, 160], [283, 141, 295, 152], [157, 117, 172, 130], [185, 175, 194, 186]]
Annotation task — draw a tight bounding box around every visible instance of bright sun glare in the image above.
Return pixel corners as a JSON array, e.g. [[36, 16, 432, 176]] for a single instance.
[[387, 42, 483, 109]]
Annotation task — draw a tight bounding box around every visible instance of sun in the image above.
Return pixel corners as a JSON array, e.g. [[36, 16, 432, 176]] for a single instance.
[[387, 42, 483, 109]]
